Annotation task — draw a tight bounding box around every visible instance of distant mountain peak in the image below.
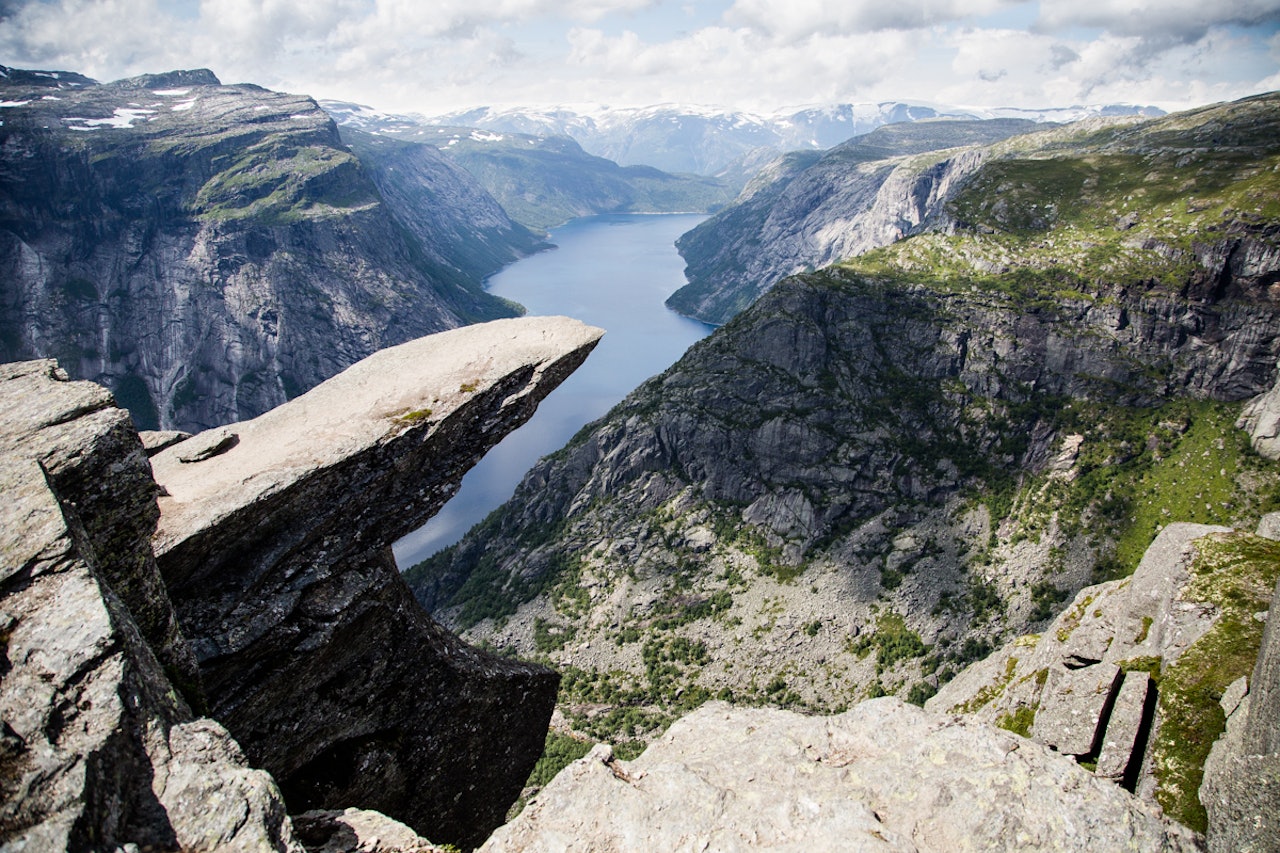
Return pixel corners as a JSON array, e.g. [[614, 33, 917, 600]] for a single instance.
[[112, 69, 221, 90]]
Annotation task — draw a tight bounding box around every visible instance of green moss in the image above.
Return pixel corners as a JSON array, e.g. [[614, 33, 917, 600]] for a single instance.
[[525, 731, 593, 789], [949, 655, 1019, 714], [996, 704, 1038, 737], [849, 610, 929, 675], [392, 407, 433, 425]]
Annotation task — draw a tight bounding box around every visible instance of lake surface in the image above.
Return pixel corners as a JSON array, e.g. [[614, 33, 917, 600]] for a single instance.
[[393, 213, 713, 569]]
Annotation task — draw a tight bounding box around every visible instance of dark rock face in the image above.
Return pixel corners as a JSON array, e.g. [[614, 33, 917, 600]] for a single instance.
[[0, 360, 299, 851], [150, 317, 603, 848], [0, 66, 530, 432]]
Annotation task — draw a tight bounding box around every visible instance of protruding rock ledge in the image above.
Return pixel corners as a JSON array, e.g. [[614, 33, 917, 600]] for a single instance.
[[150, 316, 604, 849]]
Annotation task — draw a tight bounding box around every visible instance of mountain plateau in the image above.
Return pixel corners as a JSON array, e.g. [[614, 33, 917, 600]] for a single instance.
[[0, 67, 537, 432]]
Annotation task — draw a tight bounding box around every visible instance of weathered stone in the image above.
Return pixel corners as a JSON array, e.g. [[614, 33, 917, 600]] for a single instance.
[[293, 809, 446, 853], [1034, 662, 1121, 757], [482, 700, 1203, 852], [1255, 511, 1280, 541], [1238, 369, 1280, 460], [139, 429, 193, 456], [0, 360, 202, 706], [0, 365, 298, 851], [151, 317, 603, 849], [1097, 672, 1154, 785], [930, 523, 1256, 815]]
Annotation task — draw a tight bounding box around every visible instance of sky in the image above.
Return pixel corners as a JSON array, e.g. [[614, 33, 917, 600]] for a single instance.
[[1, 0, 1279, 116]]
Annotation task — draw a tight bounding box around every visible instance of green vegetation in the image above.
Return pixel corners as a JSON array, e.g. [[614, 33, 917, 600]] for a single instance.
[[849, 610, 928, 675], [525, 731, 593, 789]]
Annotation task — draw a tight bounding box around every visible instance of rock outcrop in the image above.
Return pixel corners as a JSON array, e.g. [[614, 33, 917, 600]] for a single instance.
[[0, 316, 603, 850], [482, 699, 1203, 852], [0, 360, 299, 851], [1200, 529, 1280, 852], [929, 523, 1280, 834], [150, 316, 603, 848], [0, 65, 533, 431]]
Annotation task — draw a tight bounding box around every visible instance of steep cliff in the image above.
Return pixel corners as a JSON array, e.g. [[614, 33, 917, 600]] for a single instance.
[[0, 316, 603, 850], [406, 93, 1280, 766], [0, 66, 531, 432], [0, 360, 300, 851], [668, 118, 1041, 323]]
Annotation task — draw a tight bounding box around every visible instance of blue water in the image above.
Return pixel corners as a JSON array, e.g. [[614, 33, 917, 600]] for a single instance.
[[393, 213, 712, 568]]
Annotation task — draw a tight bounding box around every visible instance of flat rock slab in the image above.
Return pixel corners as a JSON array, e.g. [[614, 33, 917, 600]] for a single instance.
[[1034, 663, 1121, 757], [482, 699, 1203, 852], [152, 316, 604, 551]]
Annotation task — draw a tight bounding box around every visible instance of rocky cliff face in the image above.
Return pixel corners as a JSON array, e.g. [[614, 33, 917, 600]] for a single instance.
[[0, 66, 532, 432], [0, 360, 300, 851], [406, 93, 1280, 773], [668, 118, 1041, 323], [0, 316, 603, 850]]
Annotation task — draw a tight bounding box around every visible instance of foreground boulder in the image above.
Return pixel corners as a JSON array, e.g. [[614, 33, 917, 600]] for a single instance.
[[0, 360, 299, 850], [483, 699, 1202, 851]]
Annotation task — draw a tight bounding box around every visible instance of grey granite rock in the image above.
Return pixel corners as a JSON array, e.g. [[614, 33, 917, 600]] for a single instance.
[[293, 809, 446, 853], [1034, 662, 1121, 757], [482, 699, 1203, 852], [1097, 672, 1154, 785], [151, 317, 603, 849], [0, 362, 298, 851]]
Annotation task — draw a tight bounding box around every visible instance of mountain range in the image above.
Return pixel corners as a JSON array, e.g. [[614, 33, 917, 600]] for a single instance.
[[0, 59, 1276, 851], [0, 67, 538, 431], [417, 101, 1165, 176]]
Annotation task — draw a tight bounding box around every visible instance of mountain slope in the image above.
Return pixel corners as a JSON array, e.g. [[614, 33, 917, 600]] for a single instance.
[[405, 92, 1280, 761], [324, 102, 734, 231], [668, 117, 1043, 323], [0, 67, 530, 431]]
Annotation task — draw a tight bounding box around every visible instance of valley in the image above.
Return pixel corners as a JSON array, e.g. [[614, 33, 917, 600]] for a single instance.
[[1, 55, 1279, 852]]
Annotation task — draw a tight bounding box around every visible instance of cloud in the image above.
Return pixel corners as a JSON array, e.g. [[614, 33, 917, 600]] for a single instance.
[[0, 0, 1274, 114], [1036, 0, 1280, 41], [724, 0, 1021, 41]]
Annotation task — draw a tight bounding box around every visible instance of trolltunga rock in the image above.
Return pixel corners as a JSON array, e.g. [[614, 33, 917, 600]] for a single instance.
[[150, 316, 603, 849]]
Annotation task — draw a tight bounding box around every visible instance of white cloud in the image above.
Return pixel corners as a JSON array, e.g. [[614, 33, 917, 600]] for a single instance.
[[0, 0, 1274, 114], [1036, 0, 1280, 40], [724, 0, 1021, 40]]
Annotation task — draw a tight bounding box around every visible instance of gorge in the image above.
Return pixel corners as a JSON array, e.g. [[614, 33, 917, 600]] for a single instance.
[[2, 59, 1280, 852]]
